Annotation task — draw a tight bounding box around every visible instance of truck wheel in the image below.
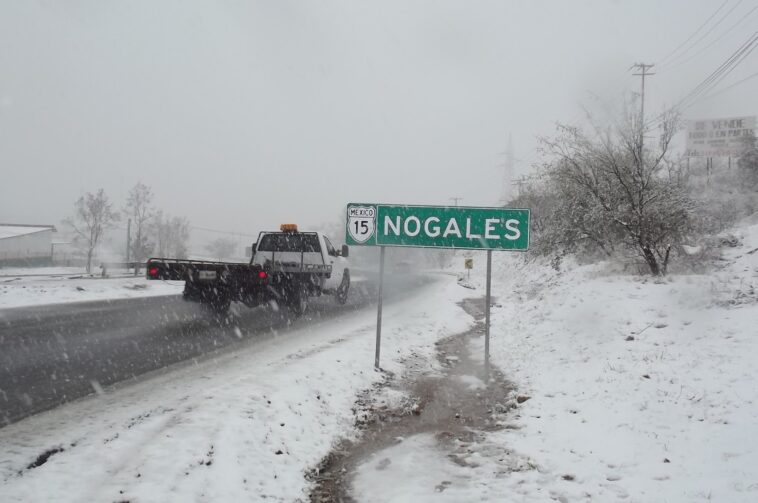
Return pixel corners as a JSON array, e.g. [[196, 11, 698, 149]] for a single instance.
[[288, 286, 308, 316], [336, 270, 350, 305]]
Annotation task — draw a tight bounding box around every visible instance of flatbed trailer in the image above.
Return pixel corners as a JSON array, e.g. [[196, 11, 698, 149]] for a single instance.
[[146, 226, 349, 315]]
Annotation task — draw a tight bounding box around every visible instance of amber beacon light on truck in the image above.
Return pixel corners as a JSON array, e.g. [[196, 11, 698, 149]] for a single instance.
[[280, 224, 298, 232]]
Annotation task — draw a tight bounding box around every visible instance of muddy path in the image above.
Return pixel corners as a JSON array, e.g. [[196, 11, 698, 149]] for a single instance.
[[309, 297, 516, 502]]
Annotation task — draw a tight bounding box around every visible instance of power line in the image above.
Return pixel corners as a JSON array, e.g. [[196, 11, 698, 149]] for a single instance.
[[657, 0, 731, 68], [107, 223, 257, 239], [658, 0, 744, 71], [677, 31, 758, 112], [191, 226, 258, 238], [659, 3, 758, 74], [511, 64, 638, 174], [645, 31, 758, 129], [513, 3, 755, 177], [698, 69, 758, 101]]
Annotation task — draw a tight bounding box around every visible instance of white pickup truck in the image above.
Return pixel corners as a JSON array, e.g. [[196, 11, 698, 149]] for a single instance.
[[146, 224, 349, 315]]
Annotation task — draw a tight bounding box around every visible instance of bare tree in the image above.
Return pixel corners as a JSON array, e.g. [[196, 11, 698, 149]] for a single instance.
[[510, 174, 619, 261], [206, 237, 237, 261], [154, 211, 191, 259], [64, 189, 119, 273], [124, 182, 155, 266], [540, 106, 694, 275]]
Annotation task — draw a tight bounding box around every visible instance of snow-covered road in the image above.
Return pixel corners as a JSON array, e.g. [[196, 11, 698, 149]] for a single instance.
[[0, 274, 473, 502], [0, 271, 386, 424]]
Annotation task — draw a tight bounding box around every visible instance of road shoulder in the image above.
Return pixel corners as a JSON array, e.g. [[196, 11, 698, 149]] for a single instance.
[[0, 275, 471, 502]]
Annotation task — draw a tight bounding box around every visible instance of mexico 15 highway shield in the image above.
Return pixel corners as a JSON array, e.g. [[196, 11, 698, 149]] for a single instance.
[[345, 203, 530, 251]]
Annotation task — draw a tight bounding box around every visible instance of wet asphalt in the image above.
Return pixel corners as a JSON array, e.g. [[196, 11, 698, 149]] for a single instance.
[[0, 272, 431, 426]]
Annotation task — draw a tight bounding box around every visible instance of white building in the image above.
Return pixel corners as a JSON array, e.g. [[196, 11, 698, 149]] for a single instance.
[[0, 224, 57, 266]]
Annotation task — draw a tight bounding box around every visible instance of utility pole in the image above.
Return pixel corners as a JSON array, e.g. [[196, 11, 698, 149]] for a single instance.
[[632, 62, 655, 154]]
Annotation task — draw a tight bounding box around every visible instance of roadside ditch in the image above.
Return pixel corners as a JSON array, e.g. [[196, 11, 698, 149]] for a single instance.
[[308, 297, 521, 502]]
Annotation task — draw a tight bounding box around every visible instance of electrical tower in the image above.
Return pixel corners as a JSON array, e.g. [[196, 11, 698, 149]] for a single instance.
[[500, 133, 515, 205]]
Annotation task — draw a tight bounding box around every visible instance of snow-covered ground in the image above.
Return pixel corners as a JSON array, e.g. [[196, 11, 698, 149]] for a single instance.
[[475, 221, 758, 501], [0, 266, 86, 276], [333, 223, 758, 502], [0, 267, 183, 309], [0, 275, 472, 502], [2, 220, 757, 502]]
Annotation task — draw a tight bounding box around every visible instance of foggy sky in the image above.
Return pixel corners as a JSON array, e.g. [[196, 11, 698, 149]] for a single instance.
[[2, 0, 757, 239]]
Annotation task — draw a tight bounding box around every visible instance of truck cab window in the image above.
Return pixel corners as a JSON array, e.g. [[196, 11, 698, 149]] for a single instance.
[[324, 237, 337, 257], [258, 233, 320, 252]]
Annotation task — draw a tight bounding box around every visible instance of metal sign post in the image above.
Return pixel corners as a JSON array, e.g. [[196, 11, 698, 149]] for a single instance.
[[484, 250, 492, 380], [375, 246, 386, 369], [346, 203, 530, 373]]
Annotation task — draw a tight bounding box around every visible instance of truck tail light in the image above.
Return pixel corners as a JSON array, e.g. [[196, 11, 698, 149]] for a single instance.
[[258, 271, 267, 279], [149, 267, 159, 278]]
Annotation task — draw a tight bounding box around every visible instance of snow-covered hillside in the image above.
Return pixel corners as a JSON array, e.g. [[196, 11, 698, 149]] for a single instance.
[[481, 220, 758, 501]]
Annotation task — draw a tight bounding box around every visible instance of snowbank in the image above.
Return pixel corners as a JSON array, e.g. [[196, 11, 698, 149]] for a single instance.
[[0, 271, 183, 309]]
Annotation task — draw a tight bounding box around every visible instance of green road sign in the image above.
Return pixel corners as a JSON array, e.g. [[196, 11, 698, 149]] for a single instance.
[[345, 203, 530, 251]]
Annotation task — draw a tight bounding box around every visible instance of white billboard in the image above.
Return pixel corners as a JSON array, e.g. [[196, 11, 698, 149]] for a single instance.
[[685, 116, 756, 157]]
